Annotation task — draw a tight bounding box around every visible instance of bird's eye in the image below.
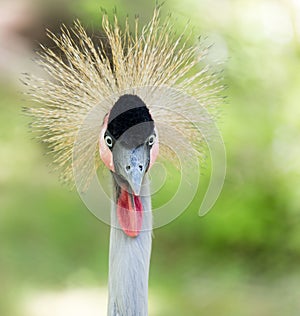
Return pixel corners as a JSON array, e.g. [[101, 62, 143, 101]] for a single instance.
[[148, 134, 156, 147], [105, 135, 113, 148]]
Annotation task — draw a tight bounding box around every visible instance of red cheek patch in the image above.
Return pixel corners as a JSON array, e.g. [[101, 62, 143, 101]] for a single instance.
[[149, 130, 159, 169], [99, 115, 114, 172]]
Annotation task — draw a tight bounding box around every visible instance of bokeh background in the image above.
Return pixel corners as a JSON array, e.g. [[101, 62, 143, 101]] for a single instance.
[[1, 0, 300, 315]]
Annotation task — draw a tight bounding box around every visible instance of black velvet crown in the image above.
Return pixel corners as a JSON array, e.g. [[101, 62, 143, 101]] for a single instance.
[[107, 94, 154, 147]]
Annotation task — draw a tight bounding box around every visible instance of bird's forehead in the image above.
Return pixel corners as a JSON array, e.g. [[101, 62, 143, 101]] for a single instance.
[[107, 94, 154, 148]]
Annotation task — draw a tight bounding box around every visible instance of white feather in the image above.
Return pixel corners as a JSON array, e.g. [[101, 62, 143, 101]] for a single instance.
[[108, 177, 152, 316]]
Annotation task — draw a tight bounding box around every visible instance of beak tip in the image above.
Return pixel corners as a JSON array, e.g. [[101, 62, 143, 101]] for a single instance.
[[127, 166, 145, 196], [131, 182, 142, 196]]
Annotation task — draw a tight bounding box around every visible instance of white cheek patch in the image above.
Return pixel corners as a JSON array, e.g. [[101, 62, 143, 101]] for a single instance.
[[99, 115, 115, 172]]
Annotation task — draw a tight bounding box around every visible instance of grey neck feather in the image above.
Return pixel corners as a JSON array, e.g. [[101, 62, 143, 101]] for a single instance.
[[108, 176, 152, 316]]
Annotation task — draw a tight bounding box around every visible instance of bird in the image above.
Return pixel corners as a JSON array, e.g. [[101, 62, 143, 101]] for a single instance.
[[24, 6, 223, 316]]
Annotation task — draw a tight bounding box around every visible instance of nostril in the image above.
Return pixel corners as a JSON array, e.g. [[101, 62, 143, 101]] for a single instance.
[[126, 165, 131, 172], [139, 165, 143, 172]]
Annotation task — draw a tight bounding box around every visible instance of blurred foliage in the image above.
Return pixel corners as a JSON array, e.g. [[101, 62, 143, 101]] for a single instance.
[[1, 0, 300, 315]]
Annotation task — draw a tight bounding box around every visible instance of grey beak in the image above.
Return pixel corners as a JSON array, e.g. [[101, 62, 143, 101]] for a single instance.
[[127, 166, 144, 196], [113, 143, 149, 196]]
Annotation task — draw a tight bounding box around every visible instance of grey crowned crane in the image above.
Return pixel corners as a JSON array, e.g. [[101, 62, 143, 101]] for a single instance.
[[24, 7, 223, 316]]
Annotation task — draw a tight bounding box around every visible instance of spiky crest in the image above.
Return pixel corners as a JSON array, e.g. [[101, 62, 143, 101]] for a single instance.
[[24, 7, 223, 185]]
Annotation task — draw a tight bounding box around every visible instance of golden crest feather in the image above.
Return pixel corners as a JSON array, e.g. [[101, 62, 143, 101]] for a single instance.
[[24, 7, 223, 186]]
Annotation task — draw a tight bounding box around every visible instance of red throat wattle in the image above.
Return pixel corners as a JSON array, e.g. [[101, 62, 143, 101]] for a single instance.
[[116, 188, 143, 237]]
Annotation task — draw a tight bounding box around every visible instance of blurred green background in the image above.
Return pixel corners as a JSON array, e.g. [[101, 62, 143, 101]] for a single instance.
[[1, 0, 300, 315]]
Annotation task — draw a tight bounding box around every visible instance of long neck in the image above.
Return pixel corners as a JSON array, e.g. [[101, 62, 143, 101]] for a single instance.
[[108, 177, 152, 316]]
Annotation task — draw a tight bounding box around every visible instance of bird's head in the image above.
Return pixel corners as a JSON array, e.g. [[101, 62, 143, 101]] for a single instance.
[[99, 94, 159, 237]]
